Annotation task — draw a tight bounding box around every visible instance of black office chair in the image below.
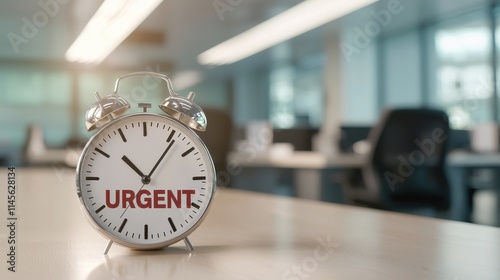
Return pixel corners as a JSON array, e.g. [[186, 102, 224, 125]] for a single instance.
[[342, 109, 450, 216]]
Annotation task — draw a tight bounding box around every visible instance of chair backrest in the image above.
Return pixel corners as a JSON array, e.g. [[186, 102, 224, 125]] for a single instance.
[[363, 108, 450, 209]]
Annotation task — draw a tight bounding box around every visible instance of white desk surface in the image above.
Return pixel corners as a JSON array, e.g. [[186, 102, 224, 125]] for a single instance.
[[228, 151, 366, 169], [229, 150, 500, 169], [1, 168, 500, 280], [446, 150, 500, 167]]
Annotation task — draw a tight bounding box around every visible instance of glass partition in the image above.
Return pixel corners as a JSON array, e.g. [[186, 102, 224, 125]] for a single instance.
[[433, 14, 492, 129]]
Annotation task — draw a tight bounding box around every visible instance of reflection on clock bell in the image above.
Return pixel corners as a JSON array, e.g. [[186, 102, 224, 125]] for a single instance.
[[85, 92, 131, 131], [159, 91, 207, 132], [84, 71, 207, 132]]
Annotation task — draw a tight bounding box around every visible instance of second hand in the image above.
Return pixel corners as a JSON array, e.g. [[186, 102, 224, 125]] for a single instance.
[[119, 183, 145, 218], [120, 140, 175, 218]]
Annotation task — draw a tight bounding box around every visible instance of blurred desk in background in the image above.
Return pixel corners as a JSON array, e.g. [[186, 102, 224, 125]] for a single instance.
[[448, 150, 500, 167], [228, 150, 500, 169], [1, 168, 500, 280], [227, 152, 365, 202], [229, 151, 500, 224], [228, 151, 365, 169], [447, 150, 500, 225]]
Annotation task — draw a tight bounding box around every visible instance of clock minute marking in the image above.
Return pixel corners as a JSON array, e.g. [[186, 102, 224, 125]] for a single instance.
[[118, 128, 127, 142], [118, 219, 128, 233], [95, 147, 110, 158]]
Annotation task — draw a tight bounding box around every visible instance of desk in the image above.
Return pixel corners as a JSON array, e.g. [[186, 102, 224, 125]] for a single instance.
[[228, 151, 365, 169], [230, 151, 500, 223], [1, 168, 500, 279], [446, 151, 500, 225], [228, 150, 500, 169], [227, 152, 365, 201]]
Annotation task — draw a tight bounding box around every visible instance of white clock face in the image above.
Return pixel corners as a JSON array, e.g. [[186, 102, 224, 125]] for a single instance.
[[77, 113, 215, 249]]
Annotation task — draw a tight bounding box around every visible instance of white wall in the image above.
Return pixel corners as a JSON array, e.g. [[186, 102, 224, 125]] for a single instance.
[[340, 30, 379, 125], [232, 69, 269, 126], [383, 30, 423, 107]]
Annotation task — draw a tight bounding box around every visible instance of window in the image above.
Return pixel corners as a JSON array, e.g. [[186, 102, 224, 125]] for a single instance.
[[0, 65, 72, 148], [433, 15, 493, 129], [269, 44, 324, 129]]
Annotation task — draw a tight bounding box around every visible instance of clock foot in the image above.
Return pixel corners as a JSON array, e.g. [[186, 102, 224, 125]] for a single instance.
[[103, 240, 113, 254], [183, 237, 194, 251]]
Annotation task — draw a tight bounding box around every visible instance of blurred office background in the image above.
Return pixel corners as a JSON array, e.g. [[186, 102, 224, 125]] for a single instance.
[[1, 0, 500, 226]]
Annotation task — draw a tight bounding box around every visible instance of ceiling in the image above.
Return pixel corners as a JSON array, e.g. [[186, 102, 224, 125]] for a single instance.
[[0, 0, 495, 81]]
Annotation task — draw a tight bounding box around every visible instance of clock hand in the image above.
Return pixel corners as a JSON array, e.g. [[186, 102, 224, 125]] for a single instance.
[[147, 140, 175, 178], [120, 140, 175, 218], [119, 183, 145, 218], [121, 155, 146, 178]]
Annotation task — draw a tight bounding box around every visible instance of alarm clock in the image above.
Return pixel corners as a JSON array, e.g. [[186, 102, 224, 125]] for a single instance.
[[76, 72, 216, 254]]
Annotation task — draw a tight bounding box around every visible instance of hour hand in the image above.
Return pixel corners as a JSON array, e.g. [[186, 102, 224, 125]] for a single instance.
[[121, 155, 145, 178]]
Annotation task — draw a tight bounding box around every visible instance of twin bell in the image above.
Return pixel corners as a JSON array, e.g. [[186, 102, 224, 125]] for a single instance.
[[84, 72, 207, 132]]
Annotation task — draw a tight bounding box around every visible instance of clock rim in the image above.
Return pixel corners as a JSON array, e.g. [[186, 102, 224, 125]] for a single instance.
[[75, 113, 217, 250]]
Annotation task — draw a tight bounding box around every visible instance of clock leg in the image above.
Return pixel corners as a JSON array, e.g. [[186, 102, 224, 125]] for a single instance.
[[183, 237, 194, 251], [103, 240, 114, 254]]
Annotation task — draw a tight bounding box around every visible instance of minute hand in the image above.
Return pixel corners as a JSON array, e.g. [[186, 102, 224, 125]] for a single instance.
[[148, 140, 175, 178]]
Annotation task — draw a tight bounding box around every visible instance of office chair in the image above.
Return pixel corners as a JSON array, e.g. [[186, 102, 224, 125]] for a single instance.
[[341, 109, 450, 216]]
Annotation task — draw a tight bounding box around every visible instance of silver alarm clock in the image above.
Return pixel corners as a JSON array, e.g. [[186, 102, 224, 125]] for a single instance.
[[76, 72, 216, 254]]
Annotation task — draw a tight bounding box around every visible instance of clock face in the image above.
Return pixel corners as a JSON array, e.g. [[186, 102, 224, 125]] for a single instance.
[[76, 113, 215, 249]]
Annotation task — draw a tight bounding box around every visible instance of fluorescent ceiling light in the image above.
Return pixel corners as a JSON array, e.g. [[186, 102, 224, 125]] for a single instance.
[[198, 0, 378, 66], [65, 0, 163, 64]]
